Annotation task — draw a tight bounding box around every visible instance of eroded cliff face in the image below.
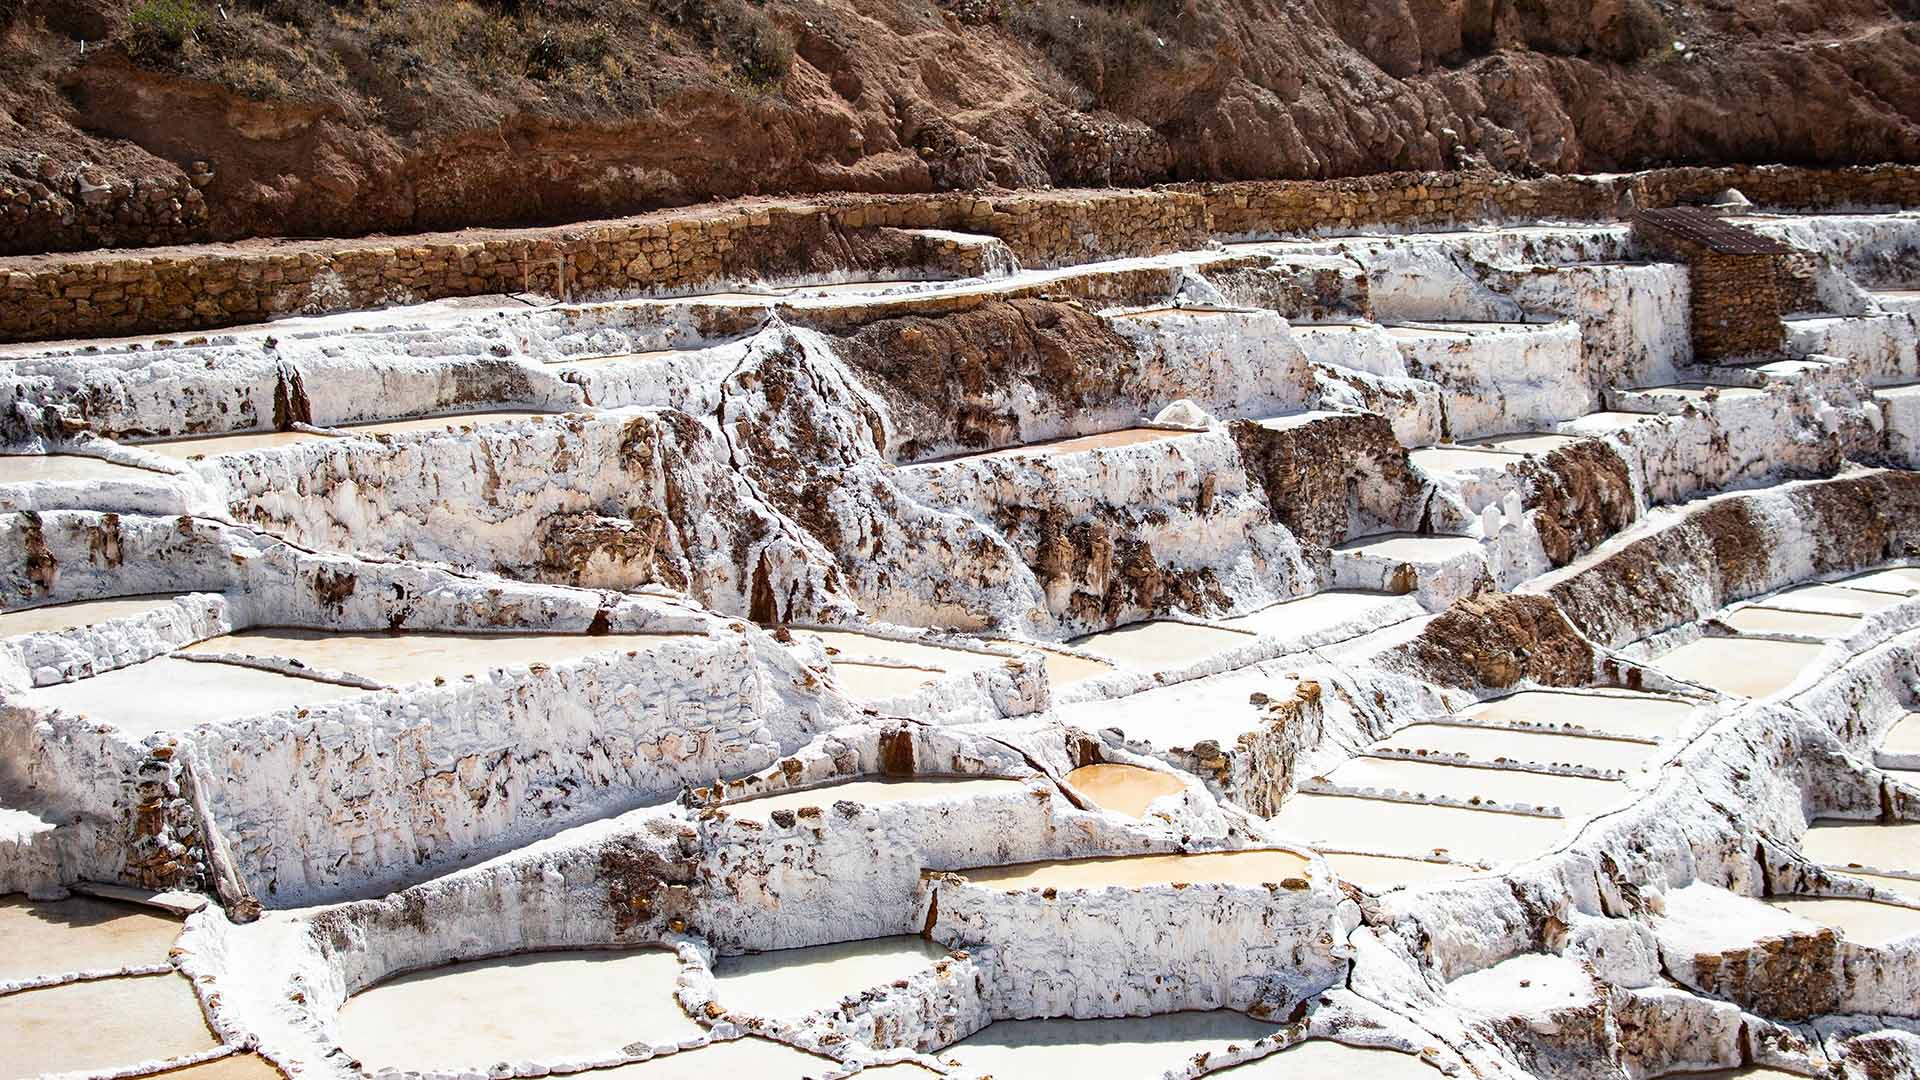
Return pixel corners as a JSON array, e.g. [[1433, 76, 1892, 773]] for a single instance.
[[2, 0, 1918, 253]]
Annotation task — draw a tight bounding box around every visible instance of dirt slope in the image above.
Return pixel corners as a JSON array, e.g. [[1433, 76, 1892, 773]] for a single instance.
[[1, 0, 1916, 253]]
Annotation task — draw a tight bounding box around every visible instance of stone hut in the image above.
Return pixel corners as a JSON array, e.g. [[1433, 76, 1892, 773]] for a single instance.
[[1632, 206, 1794, 363]]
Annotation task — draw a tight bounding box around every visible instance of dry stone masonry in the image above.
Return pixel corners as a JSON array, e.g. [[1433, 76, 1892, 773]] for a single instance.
[[5, 168, 1920, 1080]]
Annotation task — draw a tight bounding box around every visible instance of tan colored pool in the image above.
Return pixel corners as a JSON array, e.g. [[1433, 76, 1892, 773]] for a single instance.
[[0, 895, 182, 982], [1800, 820, 1920, 873], [1374, 724, 1658, 772], [1068, 619, 1256, 669], [1721, 607, 1863, 637], [336, 949, 701, 1071], [591, 1037, 841, 1079], [1882, 712, 1920, 756], [1650, 636, 1826, 697], [148, 1055, 286, 1080], [940, 1011, 1280, 1079], [28, 656, 366, 732], [722, 777, 1026, 820], [1458, 691, 1697, 740], [1766, 897, 1920, 946], [182, 629, 693, 686], [137, 430, 339, 460], [1321, 852, 1478, 891], [709, 936, 947, 1019], [0, 453, 168, 484], [0, 594, 182, 638], [341, 411, 563, 438], [1271, 793, 1567, 864], [1065, 763, 1187, 818], [1322, 758, 1624, 816], [828, 661, 945, 699], [955, 849, 1311, 891], [1761, 582, 1905, 615], [2, 972, 218, 1079]]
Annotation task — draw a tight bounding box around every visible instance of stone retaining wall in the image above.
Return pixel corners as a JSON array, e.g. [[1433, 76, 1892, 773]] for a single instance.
[[4, 165, 1917, 345]]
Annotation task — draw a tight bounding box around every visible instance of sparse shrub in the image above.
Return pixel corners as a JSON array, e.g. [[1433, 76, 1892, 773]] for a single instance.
[[1002, 0, 1165, 109], [125, 0, 205, 63], [1611, 0, 1672, 63], [651, 0, 793, 88]]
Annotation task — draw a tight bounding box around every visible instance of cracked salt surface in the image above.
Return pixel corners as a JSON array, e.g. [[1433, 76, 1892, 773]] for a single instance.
[[940, 1011, 1279, 1078], [335, 949, 700, 1071], [0, 894, 181, 980], [1445, 953, 1595, 1016], [0, 593, 182, 637], [2, 972, 217, 1079], [709, 936, 947, 1019], [27, 655, 365, 731]]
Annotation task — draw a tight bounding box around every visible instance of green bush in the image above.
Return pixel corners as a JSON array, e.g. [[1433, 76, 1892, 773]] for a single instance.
[[126, 0, 206, 63]]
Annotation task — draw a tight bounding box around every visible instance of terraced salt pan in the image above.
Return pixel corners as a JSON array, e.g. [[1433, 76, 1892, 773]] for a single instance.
[[2, 972, 218, 1079], [1320, 852, 1478, 891], [708, 936, 947, 1019], [591, 1038, 839, 1078], [27, 655, 365, 732], [339, 410, 564, 437], [1628, 383, 1768, 402], [555, 347, 701, 368], [1446, 953, 1594, 1015], [1837, 872, 1920, 900], [828, 662, 944, 699], [1840, 567, 1920, 594], [0, 895, 182, 981], [1882, 713, 1920, 756], [180, 628, 696, 686], [953, 849, 1311, 890], [0, 453, 167, 483], [1650, 637, 1827, 698], [1409, 446, 1525, 474], [940, 1010, 1279, 1079], [1216, 1039, 1440, 1078], [1462, 432, 1582, 454], [148, 1056, 287, 1080], [1321, 757, 1625, 816], [1762, 582, 1907, 615], [1271, 793, 1567, 864], [917, 427, 1200, 465], [1374, 723, 1659, 772], [1458, 691, 1698, 740], [0, 593, 182, 638], [136, 430, 339, 460], [1056, 663, 1301, 747], [721, 777, 1026, 819], [1721, 607, 1863, 637], [1800, 821, 1920, 874], [800, 630, 1000, 672], [335, 949, 701, 1071], [1333, 533, 1483, 561], [1068, 619, 1255, 670], [1017, 644, 1112, 685], [1218, 589, 1416, 639], [1766, 897, 1920, 946], [1064, 763, 1187, 818]]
